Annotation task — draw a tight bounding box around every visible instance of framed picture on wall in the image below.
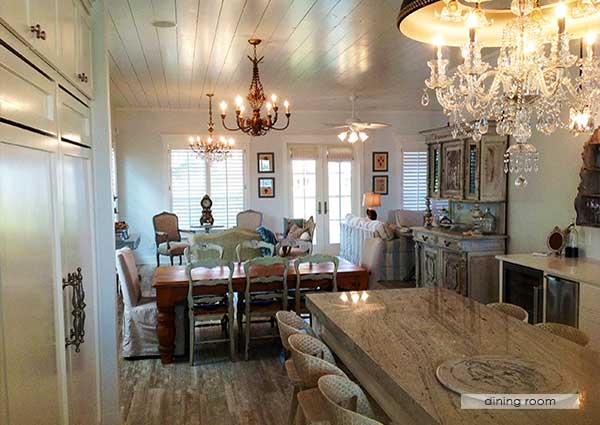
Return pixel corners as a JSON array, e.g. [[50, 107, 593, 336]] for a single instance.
[[257, 152, 274, 173], [373, 175, 388, 195], [372, 152, 388, 172], [258, 177, 275, 198]]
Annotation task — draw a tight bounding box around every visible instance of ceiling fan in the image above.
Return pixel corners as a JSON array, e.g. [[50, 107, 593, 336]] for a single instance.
[[324, 96, 391, 143]]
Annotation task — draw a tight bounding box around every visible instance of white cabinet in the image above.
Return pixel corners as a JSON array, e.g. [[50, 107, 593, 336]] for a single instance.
[[0, 130, 65, 425], [0, 0, 59, 65], [579, 283, 600, 352], [58, 89, 90, 146], [0, 0, 92, 98]]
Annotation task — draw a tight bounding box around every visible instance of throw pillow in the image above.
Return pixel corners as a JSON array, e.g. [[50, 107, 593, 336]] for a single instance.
[[288, 223, 304, 239], [299, 231, 311, 241]]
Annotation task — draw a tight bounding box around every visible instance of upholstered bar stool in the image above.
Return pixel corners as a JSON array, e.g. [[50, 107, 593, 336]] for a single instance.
[[535, 322, 590, 347], [318, 375, 385, 425], [288, 334, 346, 425], [487, 302, 529, 323]]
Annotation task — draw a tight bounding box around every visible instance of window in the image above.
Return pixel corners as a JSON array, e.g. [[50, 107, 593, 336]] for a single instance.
[[291, 159, 317, 220], [328, 160, 352, 244], [169, 149, 244, 229], [402, 151, 428, 211]]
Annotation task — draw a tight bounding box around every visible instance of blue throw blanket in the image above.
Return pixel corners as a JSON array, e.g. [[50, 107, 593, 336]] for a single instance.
[[256, 226, 277, 256]]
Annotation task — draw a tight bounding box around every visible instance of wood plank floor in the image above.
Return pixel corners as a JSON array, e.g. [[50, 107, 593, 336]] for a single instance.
[[118, 265, 414, 424]]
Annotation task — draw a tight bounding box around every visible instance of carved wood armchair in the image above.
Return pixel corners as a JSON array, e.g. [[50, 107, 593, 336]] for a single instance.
[[152, 211, 189, 266]]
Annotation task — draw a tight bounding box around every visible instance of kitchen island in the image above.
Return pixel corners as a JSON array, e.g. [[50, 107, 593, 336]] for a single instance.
[[306, 288, 600, 425]]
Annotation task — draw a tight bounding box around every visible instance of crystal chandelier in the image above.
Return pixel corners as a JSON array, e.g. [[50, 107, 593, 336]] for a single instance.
[[220, 39, 291, 137], [398, 0, 600, 186], [189, 94, 235, 161]]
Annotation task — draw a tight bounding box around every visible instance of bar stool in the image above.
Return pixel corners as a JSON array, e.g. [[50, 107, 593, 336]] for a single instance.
[[487, 302, 529, 322], [535, 322, 590, 347]]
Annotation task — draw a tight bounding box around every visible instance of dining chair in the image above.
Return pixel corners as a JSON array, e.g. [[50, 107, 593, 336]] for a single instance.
[[318, 375, 385, 425], [293, 254, 339, 315], [186, 259, 235, 365], [239, 256, 290, 360], [288, 333, 346, 425], [487, 302, 529, 323], [235, 239, 275, 262], [236, 209, 263, 230], [153, 211, 189, 266], [534, 322, 590, 347], [185, 243, 224, 262], [116, 247, 159, 358]]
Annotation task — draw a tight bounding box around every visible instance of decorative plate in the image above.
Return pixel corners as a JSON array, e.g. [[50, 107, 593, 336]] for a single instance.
[[436, 355, 576, 395]]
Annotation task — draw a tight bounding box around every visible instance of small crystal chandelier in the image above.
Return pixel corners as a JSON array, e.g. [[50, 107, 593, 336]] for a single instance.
[[220, 39, 291, 137], [189, 93, 235, 161], [398, 0, 600, 187]]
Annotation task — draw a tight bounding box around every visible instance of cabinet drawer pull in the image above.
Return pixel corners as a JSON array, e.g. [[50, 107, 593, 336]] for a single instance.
[[63, 267, 86, 352], [30, 24, 46, 40], [444, 240, 452, 247], [422, 235, 429, 242], [77, 73, 89, 83]]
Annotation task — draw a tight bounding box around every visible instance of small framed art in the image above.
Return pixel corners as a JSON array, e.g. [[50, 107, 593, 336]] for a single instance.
[[257, 152, 274, 173], [372, 152, 388, 172], [373, 175, 388, 195], [258, 177, 275, 198]]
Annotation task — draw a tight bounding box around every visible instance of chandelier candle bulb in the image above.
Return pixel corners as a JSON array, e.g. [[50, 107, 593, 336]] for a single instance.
[[271, 94, 278, 105], [284, 100, 289, 114], [556, 2, 567, 33], [220, 101, 227, 113]]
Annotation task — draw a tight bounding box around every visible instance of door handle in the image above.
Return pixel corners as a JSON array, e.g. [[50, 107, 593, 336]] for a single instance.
[[63, 267, 86, 352], [317, 201, 322, 215], [324, 201, 328, 215]]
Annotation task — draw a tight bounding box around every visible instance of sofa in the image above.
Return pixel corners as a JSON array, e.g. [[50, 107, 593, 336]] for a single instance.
[[192, 227, 262, 262], [339, 213, 416, 282]]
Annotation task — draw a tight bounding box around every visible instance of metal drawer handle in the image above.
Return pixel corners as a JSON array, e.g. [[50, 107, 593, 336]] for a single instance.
[[422, 235, 429, 242], [444, 240, 452, 247], [30, 24, 46, 40], [324, 201, 328, 215], [77, 73, 89, 83], [63, 267, 86, 352]]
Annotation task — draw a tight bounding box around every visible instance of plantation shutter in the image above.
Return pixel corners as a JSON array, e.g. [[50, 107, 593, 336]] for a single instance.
[[401, 151, 428, 211], [170, 150, 207, 229], [209, 150, 245, 228]]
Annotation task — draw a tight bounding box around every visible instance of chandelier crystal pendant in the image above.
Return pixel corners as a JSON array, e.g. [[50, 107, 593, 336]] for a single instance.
[[398, 0, 600, 186], [220, 39, 291, 137], [189, 93, 235, 161]]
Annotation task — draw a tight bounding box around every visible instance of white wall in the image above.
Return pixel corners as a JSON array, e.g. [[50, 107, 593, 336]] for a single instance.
[[113, 108, 445, 262], [507, 128, 600, 259]]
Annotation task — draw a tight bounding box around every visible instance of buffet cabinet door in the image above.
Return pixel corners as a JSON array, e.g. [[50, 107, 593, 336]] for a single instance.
[[441, 250, 467, 296], [0, 136, 66, 425], [480, 137, 508, 201], [465, 140, 480, 201], [60, 143, 99, 425], [441, 141, 465, 200], [428, 143, 442, 198], [421, 245, 440, 289]]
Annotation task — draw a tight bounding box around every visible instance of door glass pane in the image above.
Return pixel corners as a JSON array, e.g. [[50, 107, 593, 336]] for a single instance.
[[328, 161, 353, 244], [292, 160, 317, 220]]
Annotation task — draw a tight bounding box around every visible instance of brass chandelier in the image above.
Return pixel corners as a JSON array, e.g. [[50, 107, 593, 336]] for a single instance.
[[397, 0, 600, 187], [220, 39, 291, 137], [189, 94, 235, 161]]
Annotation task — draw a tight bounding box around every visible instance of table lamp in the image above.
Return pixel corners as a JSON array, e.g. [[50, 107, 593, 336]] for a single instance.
[[362, 192, 381, 220]]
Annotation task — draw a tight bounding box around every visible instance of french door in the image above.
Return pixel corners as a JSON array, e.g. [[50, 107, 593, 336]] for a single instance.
[[289, 145, 357, 254]]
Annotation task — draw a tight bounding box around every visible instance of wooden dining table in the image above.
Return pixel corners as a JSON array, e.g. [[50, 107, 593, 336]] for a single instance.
[[307, 288, 600, 425], [151, 257, 368, 363]]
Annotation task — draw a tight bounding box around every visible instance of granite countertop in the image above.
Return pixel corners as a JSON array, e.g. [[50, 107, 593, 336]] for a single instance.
[[497, 254, 600, 287], [307, 288, 600, 425], [412, 226, 508, 240]]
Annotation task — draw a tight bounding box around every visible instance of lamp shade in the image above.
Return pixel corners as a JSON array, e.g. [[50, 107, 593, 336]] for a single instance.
[[362, 192, 381, 208]]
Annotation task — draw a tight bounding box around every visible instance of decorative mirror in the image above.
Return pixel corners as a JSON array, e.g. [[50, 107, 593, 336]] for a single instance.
[[546, 226, 566, 256]]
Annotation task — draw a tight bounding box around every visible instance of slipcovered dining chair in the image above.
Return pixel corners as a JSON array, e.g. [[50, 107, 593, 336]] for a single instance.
[[153, 211, 189, 266], [293, 255, 339, 315], [187, 259, 235, 364], [535, 322, 590, 347], [239, 256, 289, 360], [116, 247, 159, 358], [288, 333, 346, 425], [318, 375, 385, 425], [487, 302, 529, 323], [235, 239, 275, 261], [236, 209, 263, 230]]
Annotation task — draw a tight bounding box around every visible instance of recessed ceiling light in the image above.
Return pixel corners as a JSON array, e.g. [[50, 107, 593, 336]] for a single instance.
[[152, 20, 176, 28]]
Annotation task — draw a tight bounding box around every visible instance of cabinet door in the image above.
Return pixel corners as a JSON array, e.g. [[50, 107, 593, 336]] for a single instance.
[[422, 245, 440, 288], [30, 0, 59, 64], [428, 143, 441, 198], [480, 137, 508, 201], [465, 140, 480, 201], [441, 250, 467, 296], [61, 145, 99, 425], [0, 141, 65, 425], [58, 89, 91, 146], [58, 0, 78, 80], [75, 3, 92, 96], [0, 0, 30, 40], [441, 141, 464, 199]]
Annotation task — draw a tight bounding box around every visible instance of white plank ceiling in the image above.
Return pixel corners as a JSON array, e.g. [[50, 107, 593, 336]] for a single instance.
[[107, 0, 442, 112]]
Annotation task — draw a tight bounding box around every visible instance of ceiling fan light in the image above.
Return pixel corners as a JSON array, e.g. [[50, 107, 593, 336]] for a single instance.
[[338, 131, 348, 142], [359, 131, 369, 142], [348, 131, 359, 144]]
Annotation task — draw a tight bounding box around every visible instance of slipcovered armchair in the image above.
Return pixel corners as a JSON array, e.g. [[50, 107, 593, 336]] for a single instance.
[[236, 209, 263, 230], [153, 211, 189, 266]]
